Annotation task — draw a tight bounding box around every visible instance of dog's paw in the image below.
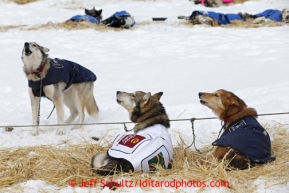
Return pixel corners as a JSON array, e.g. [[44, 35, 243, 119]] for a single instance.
[[56, 129, 66, 135]]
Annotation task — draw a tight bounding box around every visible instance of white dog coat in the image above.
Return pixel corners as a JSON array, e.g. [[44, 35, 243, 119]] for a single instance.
[[108, 124, 173, 172]]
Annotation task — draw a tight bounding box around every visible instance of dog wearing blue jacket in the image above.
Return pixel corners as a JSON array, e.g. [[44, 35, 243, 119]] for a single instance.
[[242, 8, 289, 24], [69, 7, 102, 24], [22, 42, 99, 135], [198, 89, 275, 169], [186, 8, 289, 26]]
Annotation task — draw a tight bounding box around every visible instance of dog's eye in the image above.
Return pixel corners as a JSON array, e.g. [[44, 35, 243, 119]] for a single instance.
[[215, 94, 219, 97], [32, 44, 37, 47]]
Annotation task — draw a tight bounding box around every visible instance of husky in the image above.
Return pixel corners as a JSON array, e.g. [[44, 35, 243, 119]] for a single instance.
[[102, 11, 135, 28], [69, 7, 102, 24], [198, 89, 275, 169], [185, 8, 289, 26], [242, 8, 289, 24], [85, 7, 103, 22], [21, 42, 99, 136], [91, 91, 173, 175], [282, 8, 289, 22]]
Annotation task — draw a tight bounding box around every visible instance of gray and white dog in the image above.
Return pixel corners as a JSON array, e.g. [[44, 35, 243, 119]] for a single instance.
[[21, 42, 99, 135], [91, 91, 173, 176]]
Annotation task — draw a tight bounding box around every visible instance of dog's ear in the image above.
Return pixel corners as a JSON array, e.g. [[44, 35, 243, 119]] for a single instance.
[[152, 92, 163, 101], [99, 9, 102, 14], [42, 47, 50, 53], [143, 92, 151, 105], [225, 94, 247, 109]]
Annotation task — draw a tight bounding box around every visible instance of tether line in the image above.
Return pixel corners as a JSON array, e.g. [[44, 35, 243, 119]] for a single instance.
[[1, 112, 288, 128], [2, 111, 289, 152]]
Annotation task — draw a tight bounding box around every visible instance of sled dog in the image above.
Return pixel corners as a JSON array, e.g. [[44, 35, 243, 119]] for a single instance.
[[21, 42, 99, 135], [91, 91, 173, 175], [242, 8, 289, 24], [282, 8, 289, 22], [198, 89, 275, 169], [188, 8, 289, 26], [85, 7, 103, 22]]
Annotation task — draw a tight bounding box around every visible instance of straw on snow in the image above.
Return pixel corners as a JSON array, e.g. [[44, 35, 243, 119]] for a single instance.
[[1, 19, 288, 33], [0, 21, 150, 32], [0, 124, 288, 192], [8, 0, 38, 4]]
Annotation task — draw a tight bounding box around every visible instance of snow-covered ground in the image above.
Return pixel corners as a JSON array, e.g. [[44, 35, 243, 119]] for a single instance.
[[0, 0, 289, 192]]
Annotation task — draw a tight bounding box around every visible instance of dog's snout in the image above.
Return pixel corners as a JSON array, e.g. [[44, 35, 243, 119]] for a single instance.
[[24, 42, 29, 47], [198, 92, 203, 98]]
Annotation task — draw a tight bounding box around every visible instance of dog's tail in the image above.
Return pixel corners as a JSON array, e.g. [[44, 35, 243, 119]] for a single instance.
[[86, 94, 99, 119]]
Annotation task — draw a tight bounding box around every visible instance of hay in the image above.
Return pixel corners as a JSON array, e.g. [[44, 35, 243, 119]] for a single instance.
[[234, 0, 248, 4], [28, 21, 123, 31], [8, 0, 38, 4], [0, 20, 287, 32], [174, 20, 287, 28], [227, 20, 284, 28], [0, 125, 288, 192], [0, 21, 152, 32]]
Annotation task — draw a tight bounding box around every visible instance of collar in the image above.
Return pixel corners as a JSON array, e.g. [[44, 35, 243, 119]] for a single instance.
[[31, 64, 45, 77], [223, 116, 231, 123], [31, 56, 48, 77]]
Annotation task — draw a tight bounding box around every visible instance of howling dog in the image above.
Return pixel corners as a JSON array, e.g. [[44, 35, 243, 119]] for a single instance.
[[91, 91, 173, 175], [21, 42, 99, 135], [198, 89, 275, 169]]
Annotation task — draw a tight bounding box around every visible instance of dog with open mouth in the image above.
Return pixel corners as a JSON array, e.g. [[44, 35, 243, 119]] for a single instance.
[[91, 91, 173, 175], [21, 42, 99, 135], [198, 89, 275, 169]]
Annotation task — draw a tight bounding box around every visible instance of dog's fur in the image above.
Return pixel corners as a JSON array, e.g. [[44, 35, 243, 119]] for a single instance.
[[21, 42, 99, 135], [281, 8, 289, 22], [191, 14, 219, 26], [91, 91, 170, 175], [190, 8, 289, 26], [198, 89, 259, 169], [242, 8, 289, 24], [193, 0, 247, 7], [85, 7, 102, 22], [116, 91, 170, 133]]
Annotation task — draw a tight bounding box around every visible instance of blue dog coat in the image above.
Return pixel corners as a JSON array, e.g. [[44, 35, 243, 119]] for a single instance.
[[103, 11, 135, 28], [254, 9, 282, 22], [212, 116, 275, 164], [28, 58, 96, 93], [189, 11, 242, 25], [70, 15, 100, 24]]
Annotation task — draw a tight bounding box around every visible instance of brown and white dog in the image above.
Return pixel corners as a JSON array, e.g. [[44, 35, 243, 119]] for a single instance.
[[198, 89, 275, 169]]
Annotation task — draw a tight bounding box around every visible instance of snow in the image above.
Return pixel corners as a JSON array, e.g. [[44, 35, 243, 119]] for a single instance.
[[0, 0, 289, 192]]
